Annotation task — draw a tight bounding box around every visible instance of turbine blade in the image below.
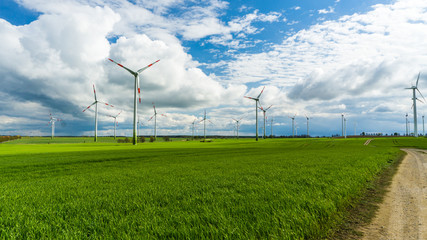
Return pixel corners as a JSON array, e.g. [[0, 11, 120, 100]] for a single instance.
[[417, 88, 426, 102], [99, 101, 114, 107], [137, 59, 160, 73], [244, 96, 255, 100], [161, 114, 167, 117], [148, 115, 154, 121], [82, 102, 96, 112], [265, 105, 272, 111], [93, 84, 97, 101], [416, 72, 421, 87], [257, 86, 265, 99], [137, 76, 141, 103], [152, 102, 156, 114], [108, 58, 137, 76]]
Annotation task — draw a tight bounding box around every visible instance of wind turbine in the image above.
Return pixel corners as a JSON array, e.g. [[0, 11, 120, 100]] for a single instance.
[[341, 113, 345, 137], [200, 110, 213, 141], [232, 117, 244, 139], [82, 84, 114, 142], [148, 102, 166, 141], [108, 110, 122, 140], [244, 87, 265, 141], [344, 117, 347, 138], [259, 104, 272, 139], [405, 72, 425, 137], [108, 58, 160, 145], [423, 114, 425, 136], [289, 114, 296, 137], [305, 114, 311, 137], [354, 122, 357, 136], [47, 113, 61, 139], [191, 119, 197, 140], [270, 117, 273, 138], [406, 114, 409, 136]]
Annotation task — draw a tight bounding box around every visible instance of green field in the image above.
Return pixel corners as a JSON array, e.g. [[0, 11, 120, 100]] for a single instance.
[[1, 137, 426, 239]]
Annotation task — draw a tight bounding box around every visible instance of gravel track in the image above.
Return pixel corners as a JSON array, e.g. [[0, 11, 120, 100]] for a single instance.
[[361, 149, 427, 240]]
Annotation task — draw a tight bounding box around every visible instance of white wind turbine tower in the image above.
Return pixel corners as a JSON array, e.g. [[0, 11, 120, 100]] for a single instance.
[[108, 110, 122, 140], [405, 72, 425, 137], [423, 114, 425, 136], [344, 117, 347, 138], [191, 119, 197, 140], [47, 113, 61, 139], [108, 58, 160, 145], [232, 117, 244, 139], [244, 87, 265, 141], [200, 110, 213, 141], [148, 102, 166, 141], [295, 122, 299, 136], [341, 113, 345, 137], [259, 104, 272, 139], [288, 114, 296, 137], [82, 84, 114, 142], [406, 114, 409, 136], [305, 114, 311, 137], [270, 117, 273, 138], [137, 116, 143, 137]]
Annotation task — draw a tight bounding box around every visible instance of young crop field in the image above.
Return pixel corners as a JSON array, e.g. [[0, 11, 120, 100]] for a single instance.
[[1, 137, 425, 239]]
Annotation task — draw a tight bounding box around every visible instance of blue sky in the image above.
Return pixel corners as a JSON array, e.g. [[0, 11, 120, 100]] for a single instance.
[[1, 0, 427, 137]]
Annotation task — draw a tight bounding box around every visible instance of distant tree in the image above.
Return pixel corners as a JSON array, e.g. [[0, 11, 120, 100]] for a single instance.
[[139, 136, 146, 143], [149, 136, 155, 142], [163, 136, 170, 142]]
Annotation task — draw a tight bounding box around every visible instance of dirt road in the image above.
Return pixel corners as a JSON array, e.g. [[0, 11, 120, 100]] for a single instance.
[[361, 149, 427, 239]]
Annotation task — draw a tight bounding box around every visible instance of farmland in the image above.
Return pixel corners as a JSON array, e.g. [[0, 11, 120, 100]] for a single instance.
[[0, 137, 425, 239]]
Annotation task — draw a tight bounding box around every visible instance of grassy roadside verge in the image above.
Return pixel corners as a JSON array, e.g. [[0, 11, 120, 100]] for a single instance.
[[329, 148, 406, 239]]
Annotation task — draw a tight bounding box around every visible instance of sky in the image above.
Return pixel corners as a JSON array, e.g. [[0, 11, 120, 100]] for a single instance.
[[1, 0, 427, 137]]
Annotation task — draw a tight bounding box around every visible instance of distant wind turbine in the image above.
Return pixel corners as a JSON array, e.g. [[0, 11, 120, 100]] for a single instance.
[[423, 114, 425, 136], [191, 119, 197, 140], [406, 113, 409, 136], [232, 117, 244, 139], [405, 72, 425, 137], [108, 58, 160, 145], [200, 110, 213, 141], [148, 102, 166, 140], [341, 113, 345, 137], [108, 110, 122, 140], [270, 117, 273, 138], [47, 113, 61, 139], [344, 117, 347, 138], [244, 87, 265, 141], [259, 104, 272, 139], [82, 84, 114, 142], [289, 114, 296, 137], [305, 114, 311, 137]]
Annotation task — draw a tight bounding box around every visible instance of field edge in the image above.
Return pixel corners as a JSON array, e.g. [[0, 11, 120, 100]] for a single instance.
[[328, 149, 406, 239]]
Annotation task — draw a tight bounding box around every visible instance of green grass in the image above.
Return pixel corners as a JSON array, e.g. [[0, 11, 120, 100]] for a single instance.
[[0, 137, 424, 239]]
